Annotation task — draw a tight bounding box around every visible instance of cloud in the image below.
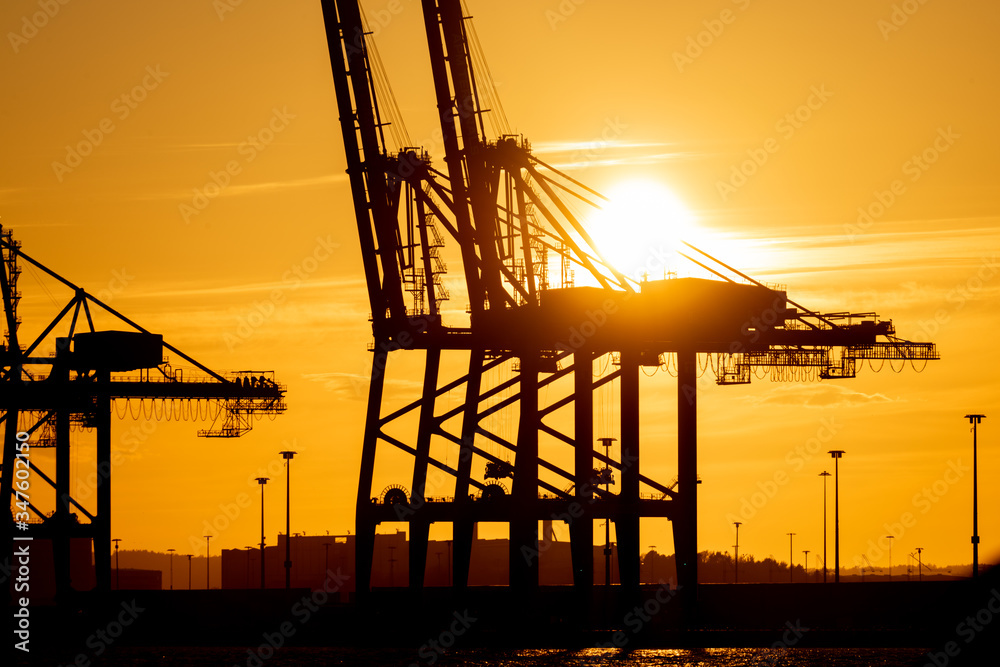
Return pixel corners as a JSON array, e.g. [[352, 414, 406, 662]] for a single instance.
[[739, 383, 899, 408], [303, 371, 424, 400], [531, 141, 710, 170]]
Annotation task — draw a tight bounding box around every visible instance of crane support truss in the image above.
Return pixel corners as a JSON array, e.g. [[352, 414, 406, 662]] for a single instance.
[[1, 227, 286, 599], [321, 0, 939, 611]]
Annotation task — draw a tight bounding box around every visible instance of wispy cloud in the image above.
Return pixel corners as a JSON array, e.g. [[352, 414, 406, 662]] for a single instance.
[[110, 276, 366, 301], [738, 383, 899, 408], [531, 141, 710, 170], [303, 371, 424, 399]]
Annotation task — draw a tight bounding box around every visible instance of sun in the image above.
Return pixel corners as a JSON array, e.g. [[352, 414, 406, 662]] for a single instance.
[[586, 180, 699, 282]]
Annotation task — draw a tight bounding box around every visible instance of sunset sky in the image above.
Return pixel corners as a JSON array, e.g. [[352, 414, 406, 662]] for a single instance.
[[2, 0, 998, 577]]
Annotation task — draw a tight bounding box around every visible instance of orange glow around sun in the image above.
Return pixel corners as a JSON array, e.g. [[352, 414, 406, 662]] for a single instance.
[[586, 180, 701, 281]]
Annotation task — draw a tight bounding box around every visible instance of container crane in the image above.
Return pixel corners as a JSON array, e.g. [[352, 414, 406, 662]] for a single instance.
[[1, 226, 286, 598], [321, 0, 939, 612]]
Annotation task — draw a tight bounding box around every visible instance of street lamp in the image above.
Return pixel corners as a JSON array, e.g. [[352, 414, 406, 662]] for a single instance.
[[965, 414, 985, 579], [916, 547, 924, 582], [829, 450, 845, 583], [280, 450, 297, 589], [733, 521, 742, 583], [256, 476, 269, 589], [204, 535, 212, 589], [113, 538, 122, 590], [187, 554, 192, 590], [598, 437, 616, 588], [803, 550, 810, 579], [819, 471, 831, 583], [787, 533, 796, 583], [167, 548, 175, 590], [886, 535, 894, 581]]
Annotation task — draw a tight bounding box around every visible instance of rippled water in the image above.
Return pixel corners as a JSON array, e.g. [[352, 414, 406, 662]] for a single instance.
[[28, 646, 933, 666]]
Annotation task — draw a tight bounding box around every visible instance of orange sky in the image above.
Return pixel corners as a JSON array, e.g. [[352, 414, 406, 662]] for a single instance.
[[2, 0, 998, 575]]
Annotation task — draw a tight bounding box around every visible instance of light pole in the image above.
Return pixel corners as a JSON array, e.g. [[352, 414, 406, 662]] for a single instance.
[[916, 547, 924, 582], [965, 414, 985, 579], [256, 477, 269, 589], [787, 533, 796, 583], [598, 437, 615, 588], [886, 535, 894, 581], [819, 471, 831, 583], [280, 450, 296, 589], [733, 521, 742, 583], [803, 550, 810, 579], [829, 450, 845, 583], [204, 535, 212, 589], [113, 538, 122, 590], [187, 554, 192, 590], [167, 548, 175, 590]]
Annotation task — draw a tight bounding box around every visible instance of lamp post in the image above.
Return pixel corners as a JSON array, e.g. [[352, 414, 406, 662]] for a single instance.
[[113, 538, 122, 590], [819, 471, 831, 583], [886, 535, 894, 581], [733, 521, 742, 583], [256, 477, 269, 589], [829, 450, 845, 583], [916, 547, 924, 582], [167, 548, 175, 590], [280, 450, 297, 589], [787, 533, 796, 583], [803, 550, 810, 579], [965, 414, 985, 579], [204, 535, 212, 589], [187, 554, 192, 590], [598, 437, 615, 588]]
